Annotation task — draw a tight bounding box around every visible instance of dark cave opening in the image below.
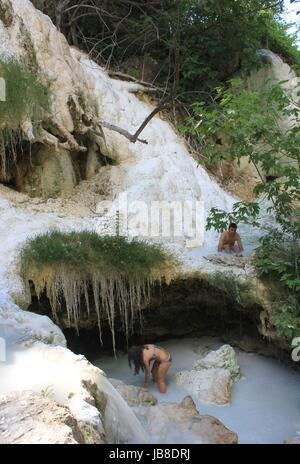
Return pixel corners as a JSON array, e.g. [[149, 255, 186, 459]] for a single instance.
[[0, 137, 32, 192], [26, 275, 279, 365], [0, 131, 116, 197]]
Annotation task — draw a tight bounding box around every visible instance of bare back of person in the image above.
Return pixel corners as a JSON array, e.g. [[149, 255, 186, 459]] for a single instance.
[[143, 344, 172, 393]]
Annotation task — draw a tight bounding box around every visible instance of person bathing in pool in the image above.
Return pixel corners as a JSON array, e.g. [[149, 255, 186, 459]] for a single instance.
[[218, 222, 244, 257], [128, 344, 172, 393]]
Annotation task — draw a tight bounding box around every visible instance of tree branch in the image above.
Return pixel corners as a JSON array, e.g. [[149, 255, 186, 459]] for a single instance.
[[97, 99, 170, 144], [47, 118, 87, 152], [97, 120, 148, 144]]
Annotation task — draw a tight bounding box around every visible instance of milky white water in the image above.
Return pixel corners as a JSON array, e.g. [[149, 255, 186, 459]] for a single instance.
[[94, 337, 300, 444]]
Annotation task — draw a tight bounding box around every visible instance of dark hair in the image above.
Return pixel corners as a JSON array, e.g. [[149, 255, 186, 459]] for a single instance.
[[229, 222, 237, 230], [128, 345, 146, 375]]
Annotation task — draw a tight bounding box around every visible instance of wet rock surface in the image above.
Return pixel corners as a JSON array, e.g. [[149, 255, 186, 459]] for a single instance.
[[139, 395, 238, 444], [109, 378, 158, 407], [0, 390, 84, 444], [193, 344, 241, 381], [174, 345, 241, 404], [174, 368, 232, 405]]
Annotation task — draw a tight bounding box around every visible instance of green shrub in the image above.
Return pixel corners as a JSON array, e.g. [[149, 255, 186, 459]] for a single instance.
[[207, 271, 254, 307], [254, 230, 300, 292], [254, 229, 300, 341], [264, 18, 300, 74], [272, 295, 300, 341]]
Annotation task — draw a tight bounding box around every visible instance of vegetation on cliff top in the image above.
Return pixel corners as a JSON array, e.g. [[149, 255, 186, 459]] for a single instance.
[[32, 1, 299, 100]]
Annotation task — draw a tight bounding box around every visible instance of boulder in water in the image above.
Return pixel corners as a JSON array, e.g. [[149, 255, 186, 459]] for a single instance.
[[193, 344, 241, 381], [109, 378, 157, 406], [174, 344, 241, 404], [139, 395, 238, 444], [283, 436, 300, 444], [174, 368, 232, 405], [189, 415, 238, 444]]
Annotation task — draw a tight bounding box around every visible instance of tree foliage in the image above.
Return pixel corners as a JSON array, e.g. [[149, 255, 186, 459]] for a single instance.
[[183, 78, 300, 238], [31, 0, 300, 102], [255, 229, 300, 340], [182, 78, 300, 342]]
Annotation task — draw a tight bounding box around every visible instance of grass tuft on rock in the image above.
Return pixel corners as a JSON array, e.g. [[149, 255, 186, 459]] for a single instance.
[[0, 57, 50, 128], [20, 231, 177, 354], [0, 57, 51, 178]]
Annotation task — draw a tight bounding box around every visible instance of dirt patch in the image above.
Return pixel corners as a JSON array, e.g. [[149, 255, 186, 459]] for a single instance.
[[0, 0, 14, 28]]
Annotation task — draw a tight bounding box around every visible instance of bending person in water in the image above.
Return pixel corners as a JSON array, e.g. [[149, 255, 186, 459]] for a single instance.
[[218, 222, 244, 257], [128, 344, 172, 393]]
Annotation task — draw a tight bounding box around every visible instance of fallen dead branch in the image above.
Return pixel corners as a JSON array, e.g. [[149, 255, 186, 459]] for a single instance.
[[97, 98, 170, 144]]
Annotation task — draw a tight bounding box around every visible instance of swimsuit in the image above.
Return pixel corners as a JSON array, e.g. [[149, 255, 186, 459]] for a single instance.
[[149, 345, 172, 364]]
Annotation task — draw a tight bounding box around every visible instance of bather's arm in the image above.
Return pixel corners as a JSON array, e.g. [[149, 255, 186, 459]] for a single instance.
[[237, 234, 244, 252]]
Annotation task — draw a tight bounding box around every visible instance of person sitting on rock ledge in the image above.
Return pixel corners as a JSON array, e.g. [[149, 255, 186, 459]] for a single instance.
[[217, 222, 244, 257], [128, 344, 172, 394]]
